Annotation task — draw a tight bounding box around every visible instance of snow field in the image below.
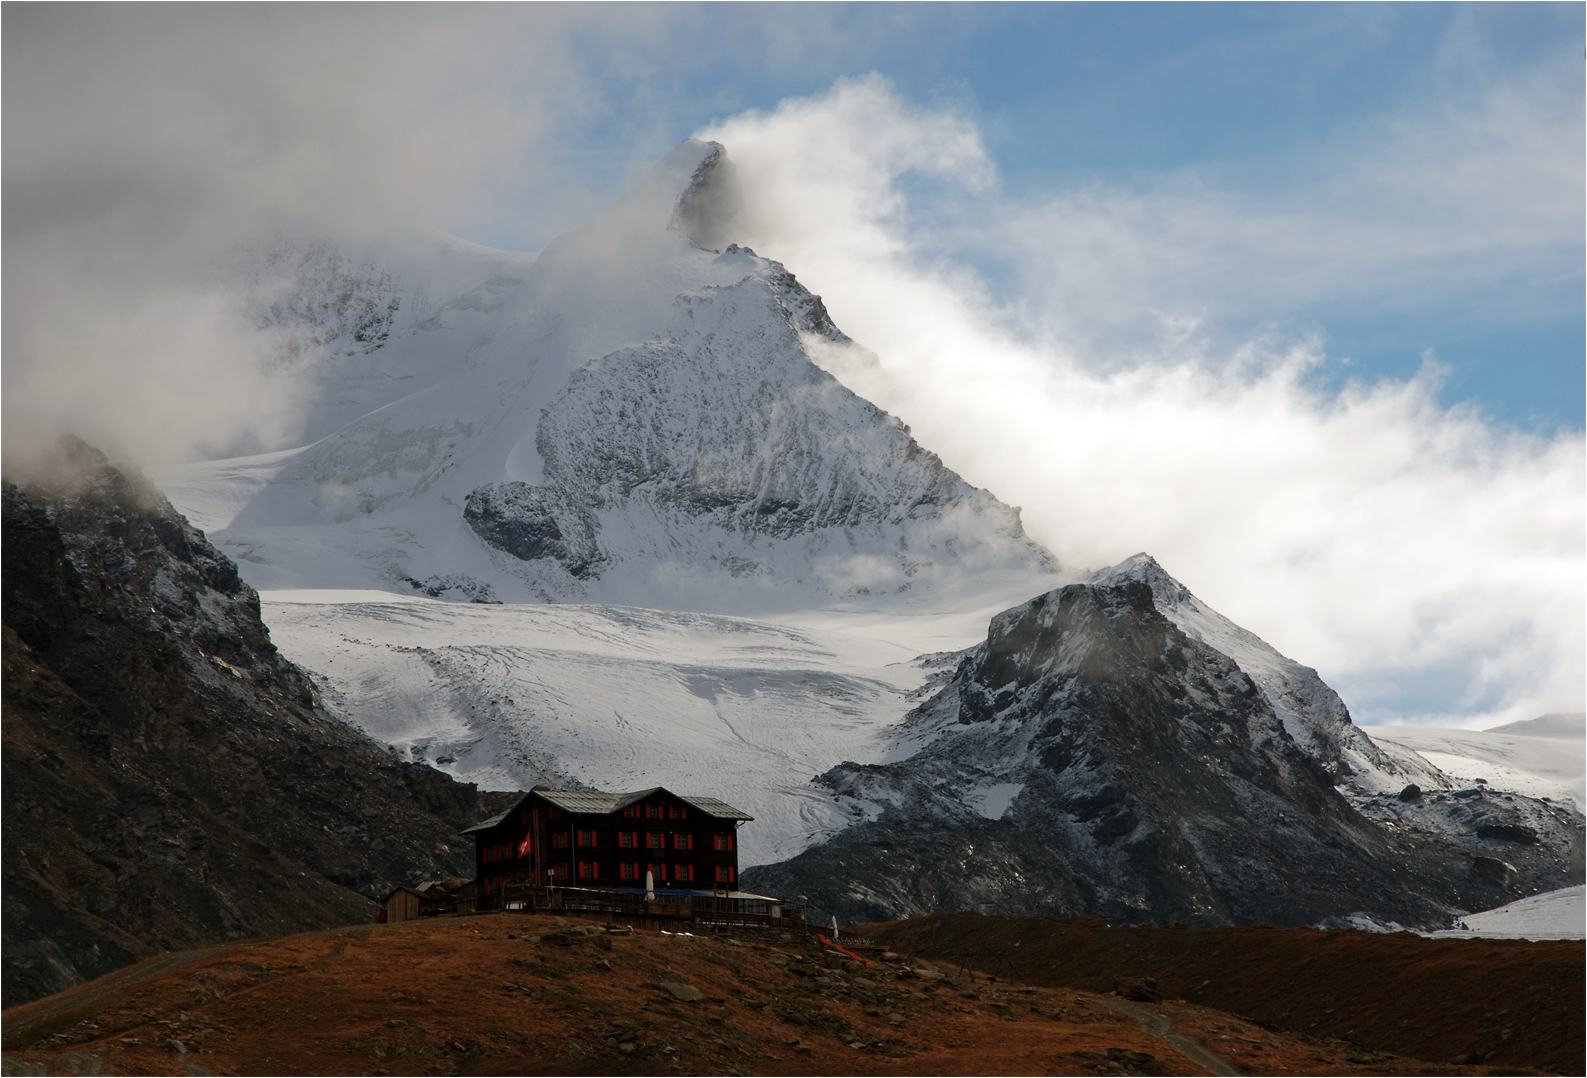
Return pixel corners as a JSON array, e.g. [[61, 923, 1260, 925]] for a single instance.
[[1426, 885, 1585, 940], [260, 594, 955, 866], [1363, 720, 1585, 809]]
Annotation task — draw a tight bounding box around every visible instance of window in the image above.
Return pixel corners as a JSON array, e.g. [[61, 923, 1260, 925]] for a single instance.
[[668, 804, 688, 820], [578, 861, 598, 880], [619, 863, 641, 881], [645, 832, 663, 850], [483, 842, 520, 864], [647, 863, 668, 882], [618, 831, 638, 848], [715, 866, 735, 884], [553, 863, 569, 881], [622, 805, 638, 818], [644, 804, 659, 819], [576, 829, 597, 847], [712, 834, 734, 852], [549, 807, 564, 819], [675, 864, 695, 882], [552, 832, 569, 849], [673, 833, 693, 850]]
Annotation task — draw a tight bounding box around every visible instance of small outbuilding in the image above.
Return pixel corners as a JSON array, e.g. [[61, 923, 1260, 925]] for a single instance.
[[379, 876, 473, 923]]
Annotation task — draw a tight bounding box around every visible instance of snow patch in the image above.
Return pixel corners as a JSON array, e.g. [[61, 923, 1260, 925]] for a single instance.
[[970, 782, 1025, 820], [1427, 885, 1586, 940]]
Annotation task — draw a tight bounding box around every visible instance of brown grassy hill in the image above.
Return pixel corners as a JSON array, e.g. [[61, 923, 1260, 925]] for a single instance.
[[855, 911, 1583, 1075], [1, 912, 1526, 1077]]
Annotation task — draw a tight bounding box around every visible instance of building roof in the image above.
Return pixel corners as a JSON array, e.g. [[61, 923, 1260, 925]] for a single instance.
[[383, 885, 443, 903], [678, 796, 755, 821], [460, 808, 512, 835], [461, 786, 753, 833]]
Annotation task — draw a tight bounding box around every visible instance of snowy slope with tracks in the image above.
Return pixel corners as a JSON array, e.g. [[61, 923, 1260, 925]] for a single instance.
[[259, 591, 1019, 866]]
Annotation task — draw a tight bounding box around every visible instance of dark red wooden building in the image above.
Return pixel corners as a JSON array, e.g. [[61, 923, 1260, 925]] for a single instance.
[[463, 786, 752, 896]]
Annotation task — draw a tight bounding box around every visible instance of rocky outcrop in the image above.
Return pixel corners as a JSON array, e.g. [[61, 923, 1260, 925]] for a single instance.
[[1, 439, 514, 1007], [745, 573, 1582, 928], [466, 257, 1053, 595]]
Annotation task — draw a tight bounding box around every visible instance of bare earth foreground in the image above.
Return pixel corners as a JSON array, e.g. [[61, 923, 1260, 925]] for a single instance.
[[3, 912, 1576, 1077]]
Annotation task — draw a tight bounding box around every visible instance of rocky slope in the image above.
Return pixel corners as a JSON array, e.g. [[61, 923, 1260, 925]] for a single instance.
[[745, 566, 1583, 928], [1, 439, 514, 1007]]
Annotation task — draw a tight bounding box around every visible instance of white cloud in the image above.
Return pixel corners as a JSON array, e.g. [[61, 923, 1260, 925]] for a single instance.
[[701, 76, 1584, 728]]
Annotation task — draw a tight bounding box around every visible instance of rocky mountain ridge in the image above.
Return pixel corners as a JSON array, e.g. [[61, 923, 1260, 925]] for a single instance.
[[745, 565, 1583, 927], [1, 439, 515, 1007], [159, 139, 1058, 612]]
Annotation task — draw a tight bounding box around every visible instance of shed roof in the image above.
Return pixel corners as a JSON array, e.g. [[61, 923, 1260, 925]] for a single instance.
[[383, 885, 443, 904]]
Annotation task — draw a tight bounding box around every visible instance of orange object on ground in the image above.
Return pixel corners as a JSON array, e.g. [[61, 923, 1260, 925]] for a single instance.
[[817, 932, 871, 967]]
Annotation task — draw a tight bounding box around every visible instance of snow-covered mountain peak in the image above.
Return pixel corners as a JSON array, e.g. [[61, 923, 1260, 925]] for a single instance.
[[159, 140, 1059, 612], [1085, 553, 1446, 796]]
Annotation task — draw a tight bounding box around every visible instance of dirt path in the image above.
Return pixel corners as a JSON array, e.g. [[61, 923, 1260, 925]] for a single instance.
[[1099, 998, 1241, 1077]]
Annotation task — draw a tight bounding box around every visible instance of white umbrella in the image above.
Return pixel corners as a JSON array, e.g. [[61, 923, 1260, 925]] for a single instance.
[[831, 915, 840, 941], [645, 870, 655, 902]]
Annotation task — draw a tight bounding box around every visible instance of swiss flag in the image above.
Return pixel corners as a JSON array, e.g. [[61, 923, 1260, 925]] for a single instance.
[[517, 833, 532, 858]]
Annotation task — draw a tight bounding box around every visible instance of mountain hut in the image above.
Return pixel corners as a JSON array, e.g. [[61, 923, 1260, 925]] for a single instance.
[[463, 786, 751, 896]]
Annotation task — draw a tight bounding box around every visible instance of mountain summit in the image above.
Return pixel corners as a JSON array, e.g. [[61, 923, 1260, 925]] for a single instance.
[[162, 140, 1056, 613]]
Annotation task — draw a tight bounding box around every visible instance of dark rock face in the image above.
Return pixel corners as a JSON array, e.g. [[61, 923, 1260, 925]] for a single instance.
[[745, 579, 1581, 928], [463, 482, 599, 578], [2, 439, 513, 1007]]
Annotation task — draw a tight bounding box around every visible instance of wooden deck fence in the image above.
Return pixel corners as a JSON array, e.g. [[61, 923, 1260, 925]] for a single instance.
[[419, 881, 810, 935]]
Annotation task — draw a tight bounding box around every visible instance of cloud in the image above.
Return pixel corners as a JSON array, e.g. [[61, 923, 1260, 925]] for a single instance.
[[992, 65, 1583, 355], [3, 6, 551, 465], [1, 5, 728, 466], [701, 76, 1584, 728]]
